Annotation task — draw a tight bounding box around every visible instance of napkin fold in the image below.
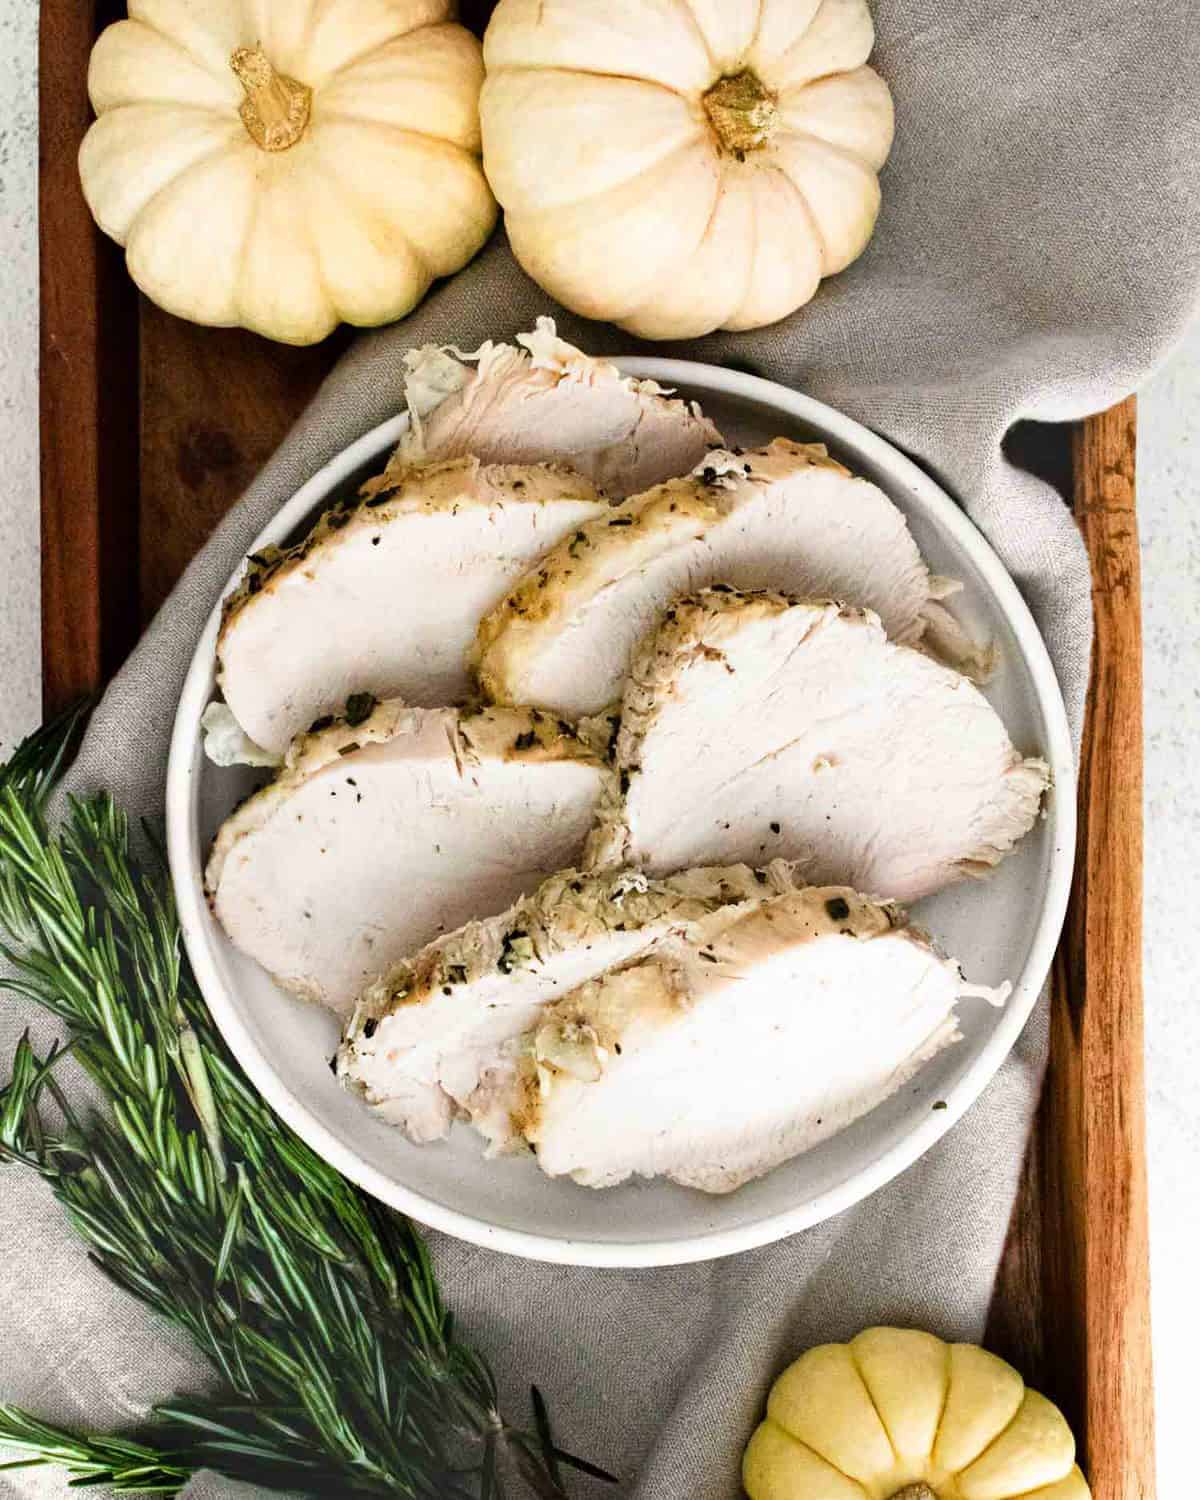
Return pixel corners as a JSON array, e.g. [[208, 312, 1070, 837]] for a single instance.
[[5, 1, 1200, 1495]]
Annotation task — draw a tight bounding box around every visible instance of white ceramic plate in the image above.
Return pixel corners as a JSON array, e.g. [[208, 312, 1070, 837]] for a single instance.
[[167, 360, 1074, 1268]]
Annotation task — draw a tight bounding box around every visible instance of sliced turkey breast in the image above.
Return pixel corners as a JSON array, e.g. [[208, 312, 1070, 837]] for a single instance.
[[510, 886, 992, 1193], [339, 860, 799, 1145], [590, 589, 1048, 902], [217, 456, 607, 757], [476, 437, 989, 719], [206, 698, 609, 1018], [364, 316, 722, 502]]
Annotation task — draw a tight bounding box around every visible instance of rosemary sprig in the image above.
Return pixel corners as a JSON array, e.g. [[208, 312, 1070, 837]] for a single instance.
[[0, 1404, 191, 1493], [0, 710, 611, 1499]]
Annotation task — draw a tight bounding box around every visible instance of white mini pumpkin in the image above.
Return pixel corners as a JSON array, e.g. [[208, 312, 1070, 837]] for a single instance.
[[481, 0, 895, 340], [80, 0, 497, 345], [744, 1328, 1091, 1500]]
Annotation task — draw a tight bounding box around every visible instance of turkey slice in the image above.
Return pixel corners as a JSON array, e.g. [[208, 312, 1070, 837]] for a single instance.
[[511, 886, 994, 1193], [476, 437, 990, 719], [366, 316, 722, 501], [206, 698, 610, 1017], [591, 588, 1048, 902], [339, 859, 800, 1145], [217, 455, 607, 756]]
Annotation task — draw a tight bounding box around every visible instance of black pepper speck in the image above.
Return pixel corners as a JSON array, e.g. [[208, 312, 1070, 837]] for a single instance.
[[344, 692, 377, 727]]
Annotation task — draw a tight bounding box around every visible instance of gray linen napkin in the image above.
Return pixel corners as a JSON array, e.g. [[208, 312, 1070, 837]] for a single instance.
[[5, 1, 1200, 1495]]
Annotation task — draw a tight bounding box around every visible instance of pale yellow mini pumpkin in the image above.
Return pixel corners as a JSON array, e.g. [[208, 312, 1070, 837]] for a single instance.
[[481, 0, 894, 340], [80, 0, 497, 344], [744, 1328, 1091, 1500]]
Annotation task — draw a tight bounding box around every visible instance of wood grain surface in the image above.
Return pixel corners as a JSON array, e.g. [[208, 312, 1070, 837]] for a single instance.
[[1063, 401, 1154, 1498], [39, 0, 141, 715], [988, 398, 1154, 1500], [39, 10, 1154, 1497], [138, 309, 346, 619]]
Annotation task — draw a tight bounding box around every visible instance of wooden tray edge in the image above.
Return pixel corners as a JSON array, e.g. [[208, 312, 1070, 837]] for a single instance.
[[989, 398, 1155, 1500]]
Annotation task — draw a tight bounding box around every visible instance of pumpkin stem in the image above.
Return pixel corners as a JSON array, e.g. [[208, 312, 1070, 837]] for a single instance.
[[702, 70, 778, 157], [230, 46, 312, 152]]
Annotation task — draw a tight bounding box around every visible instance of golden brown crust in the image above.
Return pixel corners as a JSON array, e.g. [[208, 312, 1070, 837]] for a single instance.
[[346, 860, 801, 1030], [518, 884, 919, 1147], [217, 454, 601, 668], [205, 697, 605, 899], [473, 439, 846, 705]]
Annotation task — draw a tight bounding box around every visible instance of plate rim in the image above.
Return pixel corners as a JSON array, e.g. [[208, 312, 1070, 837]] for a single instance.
[[166, 357, 1076, 1268]]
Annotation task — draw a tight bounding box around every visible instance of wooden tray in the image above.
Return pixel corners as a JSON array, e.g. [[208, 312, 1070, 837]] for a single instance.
[[39, 5, 1154, 1496]]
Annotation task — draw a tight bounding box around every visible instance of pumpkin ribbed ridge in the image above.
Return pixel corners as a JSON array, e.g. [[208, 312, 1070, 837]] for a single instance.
[[744, 1330, 1090, 1500]]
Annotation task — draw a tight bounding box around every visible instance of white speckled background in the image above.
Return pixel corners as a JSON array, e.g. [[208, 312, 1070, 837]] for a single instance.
[[1137, 347, 1200, 1495], [0, 0, 39, 762], [0, 7, 1196, 1490]]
